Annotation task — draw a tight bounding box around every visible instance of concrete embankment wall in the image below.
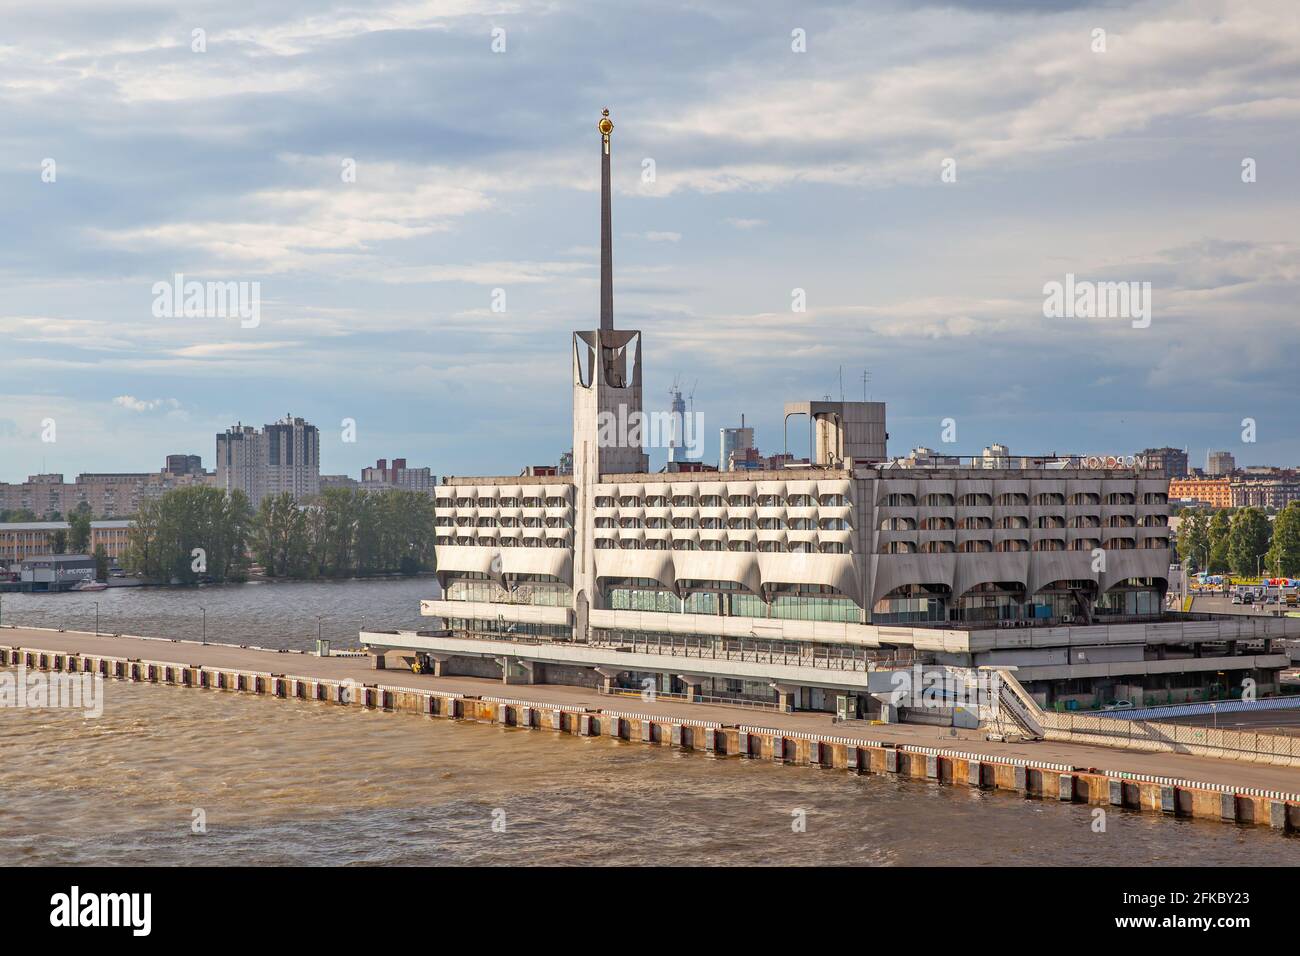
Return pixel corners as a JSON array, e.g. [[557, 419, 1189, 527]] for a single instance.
[[5, 643, 1299, 834]]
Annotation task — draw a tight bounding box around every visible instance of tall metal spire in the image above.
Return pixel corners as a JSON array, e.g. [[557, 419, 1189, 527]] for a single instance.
[[598, 108, 614, 330]]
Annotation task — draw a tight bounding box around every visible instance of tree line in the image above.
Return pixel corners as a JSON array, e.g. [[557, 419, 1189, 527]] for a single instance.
[[122, 486, 437, 584], [1175, 503, 1300, 577]]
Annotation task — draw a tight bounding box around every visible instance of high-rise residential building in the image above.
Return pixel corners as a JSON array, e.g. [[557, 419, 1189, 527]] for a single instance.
[[1137, 447, 1188, 478], [216, 416, 320, 507], [719, 418, 754, 471], [1206, 450, 1236, 476]]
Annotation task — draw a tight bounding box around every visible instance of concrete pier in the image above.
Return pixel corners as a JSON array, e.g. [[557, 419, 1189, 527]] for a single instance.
[[3, 624, 1299, 834]]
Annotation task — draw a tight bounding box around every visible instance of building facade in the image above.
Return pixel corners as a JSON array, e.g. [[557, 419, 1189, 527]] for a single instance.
[[361, 458, 435, 494], [1137, 447, 1189, 478], [1207, 450, 1236, 476], [0, 521, 131, 568], [0, 469, 214, 519], [1169, 476, 1233, 509], [364, 113, 1295, 717]]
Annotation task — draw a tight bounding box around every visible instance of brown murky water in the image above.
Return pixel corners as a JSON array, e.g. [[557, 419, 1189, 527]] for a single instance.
[[1, 677, 1296, 866]]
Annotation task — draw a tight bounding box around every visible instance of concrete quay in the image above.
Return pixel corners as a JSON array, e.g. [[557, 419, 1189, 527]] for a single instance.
[[3, 624, 1300, 834]]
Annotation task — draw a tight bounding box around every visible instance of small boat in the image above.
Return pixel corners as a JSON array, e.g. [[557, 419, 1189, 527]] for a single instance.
[[69, 580, 109, 591]]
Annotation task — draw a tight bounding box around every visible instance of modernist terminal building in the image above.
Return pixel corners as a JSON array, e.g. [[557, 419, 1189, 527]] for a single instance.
[[366, 112, 1296, 716]]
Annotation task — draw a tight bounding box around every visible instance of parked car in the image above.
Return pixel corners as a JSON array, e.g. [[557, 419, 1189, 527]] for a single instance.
[[1102, 700, 1135, 711]]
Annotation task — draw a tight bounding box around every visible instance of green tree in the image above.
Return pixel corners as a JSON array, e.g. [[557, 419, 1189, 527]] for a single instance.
[[1207, 510, 1232, 573], [253, 493, 308, 578], [123, 487, 252, 583], [1177, 509, 1210, 572], [68, 502, 93, 553], [51, 529, 67, 554], [1265, 502, 1300, 577], [1227, 507, 1272, 577], [93, 544, 109, 582]]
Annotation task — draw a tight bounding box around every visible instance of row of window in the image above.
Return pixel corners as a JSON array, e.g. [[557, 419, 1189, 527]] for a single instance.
[[593, 538, 850, 554], [882, 492, 1167, 507], [437, 516, 570, 528], [883, 514, 1164, 531], [436, 537, 567, 548], [438, 496, 570, 509], [594, 516, 851, 531], [882, 538, 1169, 554], [593, 493, 849, 509]]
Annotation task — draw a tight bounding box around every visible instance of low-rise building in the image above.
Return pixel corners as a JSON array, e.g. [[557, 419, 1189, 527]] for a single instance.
[[17, 554, 97, 592], [0, 521, 132, 568]]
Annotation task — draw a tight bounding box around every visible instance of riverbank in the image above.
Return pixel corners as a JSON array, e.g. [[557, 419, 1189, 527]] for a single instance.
[[4, 624, 1299, 835]]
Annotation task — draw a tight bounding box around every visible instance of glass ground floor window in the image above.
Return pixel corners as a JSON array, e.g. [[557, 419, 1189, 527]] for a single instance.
[[601, 585, 861, 622], [1094, 586, 1161, 617], [447, 618, 572, 641], [445, 573, 571, 606]]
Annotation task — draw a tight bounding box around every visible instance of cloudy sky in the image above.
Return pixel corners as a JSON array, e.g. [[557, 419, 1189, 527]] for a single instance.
[[1, 0, 1297, 482]]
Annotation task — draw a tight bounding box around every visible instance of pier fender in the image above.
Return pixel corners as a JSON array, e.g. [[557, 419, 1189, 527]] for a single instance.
[[497, 703, 509, 725], [1058, 774, 1075, 802], [772, 736, 786, 764], [641, 721, 654, 744], [1013, 765, 1027, 793], [805, 740, 819, 767], [884, 748, 898, 774], [847, 746, 863, 775], [966, 761, 982, 788], [520, 706, 534, 729], [1269, 801, 1289, 831], [550, 709, 562, 731], [579, 714, 593, 737], [737, 732, 752, 759], [670, 724, 684, 748], [926, 754, 939, 780], [1221, 793, 1239, 823], [1160, 786, 1176, 814], [703, 727, 716, 753], [607, 716, 622, 740], [1108, 780, 1124, 806]]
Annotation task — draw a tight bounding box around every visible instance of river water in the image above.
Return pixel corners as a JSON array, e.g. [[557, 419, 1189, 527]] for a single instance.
[[0, 576, 439, 650], [1, 579, 1297, 865]]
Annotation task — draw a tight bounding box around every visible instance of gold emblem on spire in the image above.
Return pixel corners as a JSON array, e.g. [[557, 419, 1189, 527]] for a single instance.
[[598, 108, 613, 138]]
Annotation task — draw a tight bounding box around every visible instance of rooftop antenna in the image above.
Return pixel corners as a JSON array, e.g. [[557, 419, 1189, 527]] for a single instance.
[[839, 365, 844, 402], [598, 108, 615, 331]]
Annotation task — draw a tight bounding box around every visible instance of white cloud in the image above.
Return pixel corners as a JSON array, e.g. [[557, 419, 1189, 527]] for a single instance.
[[112, 395, 181, 412]]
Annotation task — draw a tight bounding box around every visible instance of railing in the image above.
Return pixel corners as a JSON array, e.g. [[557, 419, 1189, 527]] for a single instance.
[[600, 686, 781, 711], [1041, 711, 1300, 766], [436, 625, 909, 673], [589, 632, 890, 672]]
